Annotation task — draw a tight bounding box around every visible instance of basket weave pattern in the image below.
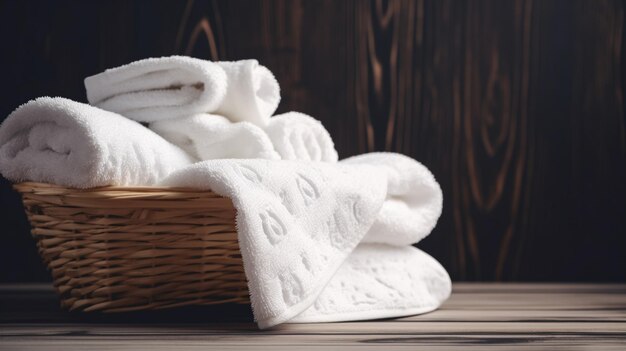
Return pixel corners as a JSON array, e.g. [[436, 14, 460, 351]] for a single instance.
[[14, 182, 250, 313]]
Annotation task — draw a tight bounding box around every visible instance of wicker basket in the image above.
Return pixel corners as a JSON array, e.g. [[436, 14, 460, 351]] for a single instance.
[[13, 182, 250, 313]]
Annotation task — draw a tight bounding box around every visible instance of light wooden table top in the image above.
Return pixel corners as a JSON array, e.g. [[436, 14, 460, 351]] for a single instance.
[[1, 283, 625, 350]]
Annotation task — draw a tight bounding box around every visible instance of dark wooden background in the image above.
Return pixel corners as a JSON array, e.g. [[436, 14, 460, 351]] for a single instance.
[[0, 0, 624, 282]]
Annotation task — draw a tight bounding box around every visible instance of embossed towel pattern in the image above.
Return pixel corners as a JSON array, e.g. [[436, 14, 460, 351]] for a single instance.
[[160, 159, 387, 328], [160, 156, 451, 328], [291, 244, 451, 323]]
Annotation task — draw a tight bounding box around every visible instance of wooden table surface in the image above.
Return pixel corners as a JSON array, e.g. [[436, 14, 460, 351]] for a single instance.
[[1, 283, 625, 350]]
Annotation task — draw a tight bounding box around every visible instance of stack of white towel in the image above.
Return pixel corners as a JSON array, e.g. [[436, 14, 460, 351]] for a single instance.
[[84, 56, 337, 163], [0, 56, 450, 329]]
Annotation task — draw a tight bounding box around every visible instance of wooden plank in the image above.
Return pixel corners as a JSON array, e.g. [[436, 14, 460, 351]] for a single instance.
[[3, 282, 626, 294], [1, 283, 625, 350], [450, 283, 626, 293], [1, 333, 626, 351], [2, 333, 626, 351], [402, 309, 626, 322], [1, 340, 625, 351], [1, 320, 625, 335]]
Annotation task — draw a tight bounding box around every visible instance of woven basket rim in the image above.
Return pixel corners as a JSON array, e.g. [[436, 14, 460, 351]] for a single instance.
[[13, 182, 216, 194]]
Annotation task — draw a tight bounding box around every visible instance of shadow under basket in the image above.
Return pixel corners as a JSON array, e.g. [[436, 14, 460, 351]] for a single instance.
[[13, 182, 250, 313]]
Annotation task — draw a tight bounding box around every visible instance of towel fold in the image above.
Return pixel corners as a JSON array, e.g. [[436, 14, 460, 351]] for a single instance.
[[291, 244, 451, 323], [150, 114, 280, 161], [0, 97, 195, 188], [84, 56, 280, 125], [213, 60, 281, 126], [160, 159, 387, 328], [265, 112, 338, 162], [342, 152, 443, 246]]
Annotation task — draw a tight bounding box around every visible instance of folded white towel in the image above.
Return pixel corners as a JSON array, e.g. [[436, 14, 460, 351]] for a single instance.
[[151, 111, 336, 163], [265, 112, 338, 162], [291, 244, 451, 323], [84, 56, 280, 125], [342, 152, 443, 246], [0, 97, 195, 188], [214, 60, 281, 126], [150, 114, 280, 161], [85, 56, 227, 122], [160, 159, 387, 329]]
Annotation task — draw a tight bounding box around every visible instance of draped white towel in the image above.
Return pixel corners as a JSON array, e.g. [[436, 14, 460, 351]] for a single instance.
[[0, 97, 195, 188], [160, 159, 387, 328], [159, 154, 450, 329]]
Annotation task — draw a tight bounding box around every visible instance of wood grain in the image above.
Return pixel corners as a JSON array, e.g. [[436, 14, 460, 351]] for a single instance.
[[1, 283, 625, 350], [0, 0, 625, 282]]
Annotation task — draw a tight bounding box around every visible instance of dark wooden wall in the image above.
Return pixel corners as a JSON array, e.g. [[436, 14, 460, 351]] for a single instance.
[[1, 0, 625, 282]]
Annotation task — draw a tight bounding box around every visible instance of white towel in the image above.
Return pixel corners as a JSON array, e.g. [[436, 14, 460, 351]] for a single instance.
[[265, 112, 338, 162], [85, 56, 227, 122], [294, 154, 448, 323], [159, 155, 449, 328], [150, 111, 337, 163], [0, 97, 195, 188], [84, 56, 280, 125], [342, 152, 443, 246], [150, 114, 280, 161], [291, 244, 451, 323], [160, 159, 387, 328]]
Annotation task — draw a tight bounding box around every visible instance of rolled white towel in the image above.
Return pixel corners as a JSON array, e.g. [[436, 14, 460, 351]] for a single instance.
[[0, 97, 195, 188], [291, 244, 451, 323], [150, 114, 280, 161], [265, 112, 338, 162], [341, 152, 443, 246], [84, 56, 281, 125]]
